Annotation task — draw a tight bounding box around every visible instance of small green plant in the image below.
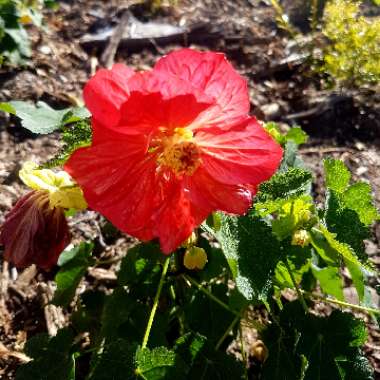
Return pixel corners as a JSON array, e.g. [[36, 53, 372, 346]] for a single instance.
[[0, 0, 55, 65], [323, 0, 380, 86]]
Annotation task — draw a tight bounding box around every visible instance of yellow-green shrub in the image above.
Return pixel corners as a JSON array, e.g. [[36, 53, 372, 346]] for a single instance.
[[323, 0, 380, 86]]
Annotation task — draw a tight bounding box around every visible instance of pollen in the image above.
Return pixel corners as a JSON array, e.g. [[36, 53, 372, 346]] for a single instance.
[[157, 128, 201, 176]]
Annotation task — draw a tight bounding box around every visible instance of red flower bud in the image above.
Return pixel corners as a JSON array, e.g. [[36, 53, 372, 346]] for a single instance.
[[0, 190, 70, 270]]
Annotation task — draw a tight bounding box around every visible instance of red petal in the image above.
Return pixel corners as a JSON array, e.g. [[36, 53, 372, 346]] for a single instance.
[[154, 49, 249, 128], [152, 170, 209, 253], [185, 167, 252, 215], [116, 91, 211, 135], [65, 132, 157, 241], [0, 191, 70, 270], [83, 63, 135, 127], [195, 117, 283, 185]]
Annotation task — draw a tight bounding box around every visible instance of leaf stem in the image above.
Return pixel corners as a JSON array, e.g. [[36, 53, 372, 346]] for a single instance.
[[183, 274, 264, 332], [284, 259, 309, 313], [215, 311, 242, 350], [141, 256, 171, 349], [304, 291, 380, 315]]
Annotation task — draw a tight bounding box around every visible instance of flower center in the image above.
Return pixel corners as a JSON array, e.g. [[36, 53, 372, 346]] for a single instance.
[[157, 128, 201, 176]]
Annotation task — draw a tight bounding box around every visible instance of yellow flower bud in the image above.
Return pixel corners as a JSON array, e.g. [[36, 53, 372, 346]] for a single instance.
[[19, 14, 33, 24], [19, 162, 87, 211], [183, 246, 207, 270], [291, 229, 311, 248]]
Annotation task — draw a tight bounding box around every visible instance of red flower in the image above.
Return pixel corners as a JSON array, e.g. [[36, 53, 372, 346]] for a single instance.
[[0, 191, 70, 269], [65, 49, 283, 253]]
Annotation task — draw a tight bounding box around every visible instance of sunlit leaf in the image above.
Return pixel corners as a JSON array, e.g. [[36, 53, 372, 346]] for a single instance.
[[52, 242, 94, 307]]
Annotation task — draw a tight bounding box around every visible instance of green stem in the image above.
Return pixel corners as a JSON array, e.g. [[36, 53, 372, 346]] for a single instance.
[[284, 259, 308, 313], [215, 312, 242, 350], [304, 292, 380, 315], [142, 256, 171, 349], [183, 274, 264, 332]]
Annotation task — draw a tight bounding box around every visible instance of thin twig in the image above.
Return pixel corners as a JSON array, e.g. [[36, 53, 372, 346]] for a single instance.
[[101, 10, 131, 68]]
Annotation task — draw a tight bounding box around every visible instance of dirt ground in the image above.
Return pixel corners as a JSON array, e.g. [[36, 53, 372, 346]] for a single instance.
[[0, 0, 379, 378]]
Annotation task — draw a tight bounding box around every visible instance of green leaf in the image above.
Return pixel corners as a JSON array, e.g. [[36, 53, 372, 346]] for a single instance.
[[311, 264, 344, 301], [71, 290, 105, 339], [5, 26, 30, 58], [183, 283, 235, 343], [344, 259, 366, 303], [118, 242, 163, 299], [279, 141, 307, 172], [174, 333, 245, 379], [100, 287, 137, 339], [309, 227, 341, 266], [87, 339, 137, 380], [285, 127, 308, 145], [262, 301, 374, 380], [0, 101, 15, 113], [325, 190, 369, 261], [272, 196, 314, 240], [61, 106, 90, 124], [135, 346, 187, 380], [343, 182, 379, 225], [319, 226, 372, 273], [217, 213, 281, 301], [2, 101, 70, 134], [16, 329, 75, 380], [261, 324, 307, 380], [42, 118, 92, 168], [256, 168, 312, 203], [263, 123, 308, 146], [324, 159, 351, 193], [100, 287, 167, 347], [52, 242, 94, 307], [89, 343, 187, 380], [275, 245, 311, 289]]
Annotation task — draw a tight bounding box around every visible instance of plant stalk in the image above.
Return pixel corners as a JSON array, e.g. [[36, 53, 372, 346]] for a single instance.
[[183, 274, 264, 332], [284, 259, 309, 313], [141, 256, 171, 349], [215, 312, 242, 350], [304, 291, 380, 315]]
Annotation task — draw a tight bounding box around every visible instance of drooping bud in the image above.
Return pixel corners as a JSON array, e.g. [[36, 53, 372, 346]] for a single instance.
[[0, 191, 70, 269], [291, 229, 311, 248], [183, 246, 208, 270], [0, 162, 87, 270]]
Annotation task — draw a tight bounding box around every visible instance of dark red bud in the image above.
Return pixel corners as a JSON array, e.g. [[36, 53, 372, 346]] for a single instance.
[[0, 190, 71, 270]]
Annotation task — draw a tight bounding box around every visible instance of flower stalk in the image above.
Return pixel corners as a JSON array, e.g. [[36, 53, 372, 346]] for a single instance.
[[141, 256, 171, 349]]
